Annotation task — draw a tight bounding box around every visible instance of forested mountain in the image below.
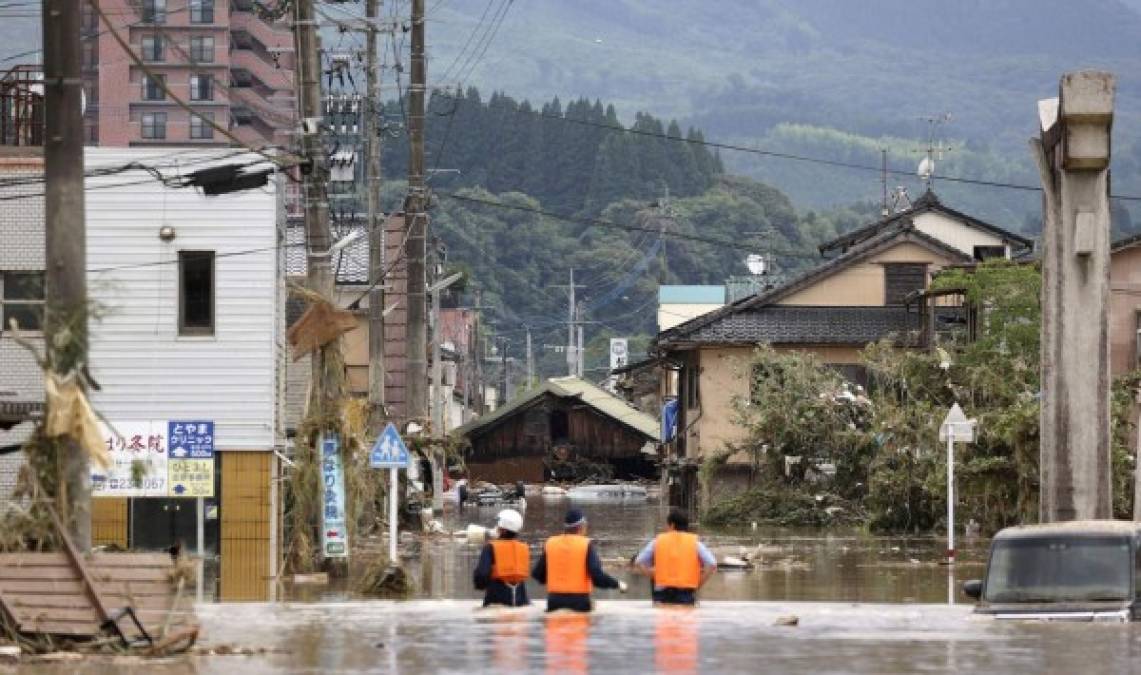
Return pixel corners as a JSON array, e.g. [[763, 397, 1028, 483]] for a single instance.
[[366, 89, 879, 379], [423, 0, 1141, 228], [377, 88, 723, 216]]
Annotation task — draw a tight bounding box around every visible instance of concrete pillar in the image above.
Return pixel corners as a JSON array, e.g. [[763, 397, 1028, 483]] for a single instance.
[[1032, 71, 1116, 522]]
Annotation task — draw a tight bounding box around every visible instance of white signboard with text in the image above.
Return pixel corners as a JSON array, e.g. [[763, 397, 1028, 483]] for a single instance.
[[91, 420, 169, 497], [91, 419, 216, 498]]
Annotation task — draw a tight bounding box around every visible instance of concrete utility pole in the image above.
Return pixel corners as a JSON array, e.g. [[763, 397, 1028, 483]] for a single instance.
[[525, 326, 533, 387], [43, 0, 90, 550], [1032, 70, 1116, 522], [500, 338, 509, 403], [555, 269, 585, 376], [575, 301, 585, 378], [294, 0, 335, 410], [365, 0, 386, 429], [429, 276, 442, 511], [473, 290, 484, 417], [404, 0, 428, 428]]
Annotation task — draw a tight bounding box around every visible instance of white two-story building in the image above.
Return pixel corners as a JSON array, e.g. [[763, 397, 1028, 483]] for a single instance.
[[84, 148, 284, 601]]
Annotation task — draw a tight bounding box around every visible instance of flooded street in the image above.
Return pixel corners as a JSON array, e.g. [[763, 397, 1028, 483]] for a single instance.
[[18, 498, 1141, 674], [186, 600, 1141, 674], [322, 496, 992, 605]]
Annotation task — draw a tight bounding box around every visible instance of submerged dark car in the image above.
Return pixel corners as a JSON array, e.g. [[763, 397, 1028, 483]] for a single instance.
[[964, 520, 1141, 622]]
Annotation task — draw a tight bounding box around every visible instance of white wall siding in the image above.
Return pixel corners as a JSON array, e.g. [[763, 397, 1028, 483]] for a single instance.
[[85, 149, 278, 450], [914, 212, 1005, 256]]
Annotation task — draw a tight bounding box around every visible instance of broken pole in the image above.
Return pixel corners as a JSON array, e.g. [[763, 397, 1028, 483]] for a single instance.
[[1032, 70, 1116, 522]]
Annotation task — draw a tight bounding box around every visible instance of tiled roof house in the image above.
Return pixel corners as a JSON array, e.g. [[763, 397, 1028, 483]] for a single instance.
[[653, 191, 1033, 477]]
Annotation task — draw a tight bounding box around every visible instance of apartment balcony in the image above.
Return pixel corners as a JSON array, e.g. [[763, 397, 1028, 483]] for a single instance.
[[0, 65, 44, 147], [231, 48, 292, 94], [230, 10, 294, 66]]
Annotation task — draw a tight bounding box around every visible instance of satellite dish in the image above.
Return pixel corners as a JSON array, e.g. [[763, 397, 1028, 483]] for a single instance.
[[745, 254, 767, 276], [918, 157, 934, 180]]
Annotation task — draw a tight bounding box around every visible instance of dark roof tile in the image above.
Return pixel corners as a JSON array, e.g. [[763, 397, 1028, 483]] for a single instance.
[[682, 305, 920, 346]]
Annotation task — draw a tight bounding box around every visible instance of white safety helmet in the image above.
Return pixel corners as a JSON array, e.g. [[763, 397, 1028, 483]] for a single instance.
[[496, 508, 523, 534]]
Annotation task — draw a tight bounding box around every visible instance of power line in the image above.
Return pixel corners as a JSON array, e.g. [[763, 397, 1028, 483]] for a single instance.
[[0, 0, 201, 65], [435, 0, 495, 83], [438, 190, 824, 260], [434, 91, 1141, 203], [451, 0, 511, 85]]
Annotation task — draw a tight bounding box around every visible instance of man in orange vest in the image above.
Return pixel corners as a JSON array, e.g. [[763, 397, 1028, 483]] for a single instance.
[[634, 508, 717, 606], [531, 508, 627, 612], [473, 509, 530, 607]]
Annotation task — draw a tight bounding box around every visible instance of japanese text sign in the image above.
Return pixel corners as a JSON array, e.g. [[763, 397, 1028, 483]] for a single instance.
[[321, 434, 349, 558]]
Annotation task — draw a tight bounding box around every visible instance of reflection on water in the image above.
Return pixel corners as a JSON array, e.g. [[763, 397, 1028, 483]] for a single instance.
[[340, 496, 991, 605], [183, 600, 1141, 674], [655, 608, 699, 673]]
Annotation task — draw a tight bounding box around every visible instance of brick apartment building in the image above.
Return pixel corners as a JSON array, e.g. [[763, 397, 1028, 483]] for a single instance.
[[80, 0, 296, 149]]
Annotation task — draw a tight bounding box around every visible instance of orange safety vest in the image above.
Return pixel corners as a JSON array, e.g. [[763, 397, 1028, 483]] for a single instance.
[[544, 534, 592, 594], [652, 531, 701, 590], [490, 539, 530, 584]]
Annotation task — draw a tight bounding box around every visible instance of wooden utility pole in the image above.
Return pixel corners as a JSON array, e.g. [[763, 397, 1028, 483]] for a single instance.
[[404, 0, 428, 427], [365, 0, 386, 428], [1032, 71, 1116, 522], [43, 0, 90, 550]]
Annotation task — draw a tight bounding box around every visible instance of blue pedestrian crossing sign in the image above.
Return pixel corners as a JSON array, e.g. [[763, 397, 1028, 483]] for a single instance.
[[370, 423, 411, 469]]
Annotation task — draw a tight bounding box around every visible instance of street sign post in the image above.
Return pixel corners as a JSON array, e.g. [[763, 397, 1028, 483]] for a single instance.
[[939, 403, 977, 568], [371, 423, 411, 563]]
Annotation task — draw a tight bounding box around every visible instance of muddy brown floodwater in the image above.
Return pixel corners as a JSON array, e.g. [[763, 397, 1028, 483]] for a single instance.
[[328, 496, 993, 605], [16, 497, 1141, 673]]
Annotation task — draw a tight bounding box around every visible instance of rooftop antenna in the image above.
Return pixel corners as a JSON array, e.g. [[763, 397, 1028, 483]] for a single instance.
[[745, 253, 767, 276], [890, 185, 912, 213], [916, 113, 953, 192]]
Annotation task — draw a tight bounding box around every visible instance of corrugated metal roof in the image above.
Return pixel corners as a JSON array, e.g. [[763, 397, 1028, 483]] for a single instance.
[[453, 376, 659, 441], [659, 285, 725, 304]]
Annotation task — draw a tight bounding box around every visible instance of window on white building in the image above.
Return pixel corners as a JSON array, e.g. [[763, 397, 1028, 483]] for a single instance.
[[179, 251, 215, 335], [1, 271, 45, 331]]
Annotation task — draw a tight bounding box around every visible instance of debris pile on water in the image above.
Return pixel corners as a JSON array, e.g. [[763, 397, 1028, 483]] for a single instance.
[[358, 560, 414, 597]]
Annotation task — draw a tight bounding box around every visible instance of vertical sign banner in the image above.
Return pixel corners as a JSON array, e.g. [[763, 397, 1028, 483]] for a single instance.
[[91, 420, 169, 497], [168, 420, 215, 497], [609, 338, 629, 370], [321, 434, 349, 558]]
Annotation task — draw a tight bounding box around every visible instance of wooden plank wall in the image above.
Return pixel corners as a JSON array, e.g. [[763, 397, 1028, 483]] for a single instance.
[[0, 552, 184, 638], [219, 452, 271, 601], [91, 498, 128, 549]]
